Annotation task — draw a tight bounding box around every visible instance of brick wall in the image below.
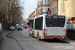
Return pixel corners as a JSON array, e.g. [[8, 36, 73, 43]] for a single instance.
[[50, 0, 58, 14], [28, 11, 35, 20], [36, 0, 50, 17], [28, 0, 50, 19]]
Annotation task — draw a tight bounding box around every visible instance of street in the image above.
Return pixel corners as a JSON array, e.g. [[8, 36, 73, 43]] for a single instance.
[[4, 28, 75, 50], [0, 0, 75, 50]]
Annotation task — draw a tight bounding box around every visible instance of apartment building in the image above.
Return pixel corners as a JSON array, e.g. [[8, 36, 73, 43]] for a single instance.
[[50, 0, 58, 14], [58, 0, 75, 20], [28, 0, 50, 20], [27, 11, 35, 20], [36, 0, 50, 17]]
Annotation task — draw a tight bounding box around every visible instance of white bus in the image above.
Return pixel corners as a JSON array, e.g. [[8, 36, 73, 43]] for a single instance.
[[27, 19, 34, 35], [28, 14, 67, 40]]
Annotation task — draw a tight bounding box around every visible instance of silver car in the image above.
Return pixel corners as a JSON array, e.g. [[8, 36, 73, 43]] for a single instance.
[[10, 26, 15, 30]]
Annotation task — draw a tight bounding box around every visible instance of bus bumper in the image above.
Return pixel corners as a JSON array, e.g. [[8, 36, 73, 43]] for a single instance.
[[57, 35, 67, 39], [41, 35, 67, 39], [28, 31, 32, 35]]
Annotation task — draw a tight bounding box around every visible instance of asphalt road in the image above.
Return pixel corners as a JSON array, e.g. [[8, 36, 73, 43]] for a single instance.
[[9, 28, 75, 50]]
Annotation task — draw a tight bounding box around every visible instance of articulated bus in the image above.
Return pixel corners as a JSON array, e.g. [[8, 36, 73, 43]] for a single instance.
[[28, 19, 34, 35], [28, 14, 67, 40]]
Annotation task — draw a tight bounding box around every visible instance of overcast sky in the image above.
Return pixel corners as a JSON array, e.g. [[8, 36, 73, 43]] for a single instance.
[[20, 0, 37, 20]]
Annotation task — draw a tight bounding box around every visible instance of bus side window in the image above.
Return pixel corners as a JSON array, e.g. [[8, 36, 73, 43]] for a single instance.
[[35, 17, 43, 30], [67, 22, 70, 24], [27, 22, 30, 28]]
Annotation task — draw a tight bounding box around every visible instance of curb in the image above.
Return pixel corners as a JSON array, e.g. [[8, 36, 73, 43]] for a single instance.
[[0, 38, 3, 44], [0, 30, 3, 44], [70, 42, 75, 45], [64, 39, 75, 45]]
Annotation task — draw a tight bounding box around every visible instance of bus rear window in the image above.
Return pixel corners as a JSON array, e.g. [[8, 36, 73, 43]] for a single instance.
[[46, 15, 65, 27]]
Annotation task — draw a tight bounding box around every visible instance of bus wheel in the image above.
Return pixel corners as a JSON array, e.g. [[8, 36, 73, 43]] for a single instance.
[[37, 34, 41, 40], [32, 33, 34, 37], [29, 33, 31, 35]]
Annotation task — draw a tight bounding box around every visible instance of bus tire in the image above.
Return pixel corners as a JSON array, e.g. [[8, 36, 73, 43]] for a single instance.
[[29, 33, 31, 35], [32, 33, 34, 38], [37, 34, 41, 40]]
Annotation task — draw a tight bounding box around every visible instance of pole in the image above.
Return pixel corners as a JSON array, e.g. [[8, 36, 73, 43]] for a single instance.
[[8, 0, 11, 30]]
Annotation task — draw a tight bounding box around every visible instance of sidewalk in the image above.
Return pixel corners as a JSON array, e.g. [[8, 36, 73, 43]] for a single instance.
[[0, 31, 21, 50], [64, 39, 75, 45], [0, 30, 3, 42]]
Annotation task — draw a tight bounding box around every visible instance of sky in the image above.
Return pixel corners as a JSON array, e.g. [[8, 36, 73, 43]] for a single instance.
[[20, 0, 37, 20]]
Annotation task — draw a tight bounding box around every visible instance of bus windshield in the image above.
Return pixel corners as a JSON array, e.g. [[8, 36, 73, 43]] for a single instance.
[[46, 15, 65, 27]]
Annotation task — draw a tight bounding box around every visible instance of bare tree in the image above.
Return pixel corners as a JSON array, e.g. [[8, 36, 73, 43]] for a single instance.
[[8, 0, 23, 25], [0, 0, 23, 30]]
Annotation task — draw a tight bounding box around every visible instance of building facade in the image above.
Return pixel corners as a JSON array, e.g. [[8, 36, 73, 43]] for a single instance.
[[27, 11, 35, 20], [36, 0, 50, 17], [50, 0, 58, 14], [28, 0, 50, 20], [58, 0, 75, 20]]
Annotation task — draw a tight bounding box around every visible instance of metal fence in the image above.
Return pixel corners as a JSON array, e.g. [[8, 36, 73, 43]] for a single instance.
[[67, 23, 75, 40], [67, 24, 75, 29]]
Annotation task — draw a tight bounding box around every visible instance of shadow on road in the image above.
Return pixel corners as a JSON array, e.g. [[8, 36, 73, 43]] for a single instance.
[[29, 35, 69, 44], [40, 39, 69, 44]]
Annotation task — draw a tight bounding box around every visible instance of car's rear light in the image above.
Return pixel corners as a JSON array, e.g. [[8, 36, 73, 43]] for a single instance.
[[43, 29, 45, 35]]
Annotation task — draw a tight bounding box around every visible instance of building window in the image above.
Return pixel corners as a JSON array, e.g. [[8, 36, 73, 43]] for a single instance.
[[43, 0, 45, 4], [38, 9, 41, 13], [43, 8, 46, 12], [39, 9, 41, 13], [47, 0, 50, 4], [43, 0, 50, 4], [39, 1, 41, 5], [43, 7, 50, 12], [37, 9, 41, 13]]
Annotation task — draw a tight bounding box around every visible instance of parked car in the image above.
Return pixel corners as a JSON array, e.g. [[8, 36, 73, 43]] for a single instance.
[[23, 25, 28, 28], [10, 26, 15, 30], [17, 26, 22, 30], [15, 25, 20, 28], [24, 26, 28, 28]]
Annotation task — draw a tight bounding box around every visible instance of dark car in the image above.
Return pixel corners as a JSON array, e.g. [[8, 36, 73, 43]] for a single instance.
[[17, 26, 22, 30]]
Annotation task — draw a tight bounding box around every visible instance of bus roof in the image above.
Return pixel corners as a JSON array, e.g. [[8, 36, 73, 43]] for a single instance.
[[28, 18, 34, 21], [35, 14, 47, 19]]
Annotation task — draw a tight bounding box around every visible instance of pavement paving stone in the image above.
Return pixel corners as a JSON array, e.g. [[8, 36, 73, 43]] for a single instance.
[[0, 45, 1, 50], [1, 31, 21, 50], [64, 39, 75, 45], [3, 29, 75, 50]]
